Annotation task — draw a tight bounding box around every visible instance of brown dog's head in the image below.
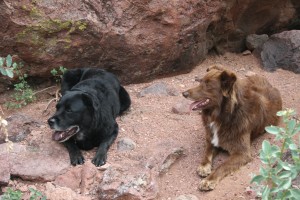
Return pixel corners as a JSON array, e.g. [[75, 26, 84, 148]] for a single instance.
[[182, 65, 237, 112]]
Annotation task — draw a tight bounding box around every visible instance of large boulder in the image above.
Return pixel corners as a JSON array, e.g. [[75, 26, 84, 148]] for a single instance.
[[0, 0, 299, 84], [260, 30, 300, 73]]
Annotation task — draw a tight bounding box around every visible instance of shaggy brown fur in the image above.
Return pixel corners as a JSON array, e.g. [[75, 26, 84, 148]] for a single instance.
[[182, 65, 282, 191]]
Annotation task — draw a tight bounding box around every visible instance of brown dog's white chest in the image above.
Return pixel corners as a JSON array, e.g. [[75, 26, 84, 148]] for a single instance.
[[209, 122, 219, 147]]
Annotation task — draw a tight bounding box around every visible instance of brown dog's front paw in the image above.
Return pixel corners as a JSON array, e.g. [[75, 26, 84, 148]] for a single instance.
[[197, 163, 211, 177], [199, 179, 217, 191]]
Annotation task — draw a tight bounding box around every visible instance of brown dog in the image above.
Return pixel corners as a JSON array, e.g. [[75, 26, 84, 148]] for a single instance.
[[182, 65, 282, 191]]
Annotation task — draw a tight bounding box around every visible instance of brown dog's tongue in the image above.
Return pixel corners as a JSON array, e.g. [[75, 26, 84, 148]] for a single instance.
[[189, 101, 202, 112], [189, 99, 210, 112]]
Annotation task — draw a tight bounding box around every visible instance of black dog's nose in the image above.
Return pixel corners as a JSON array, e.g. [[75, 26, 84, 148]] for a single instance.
[[48, 118, 55, 128], [182, 91, 189, 98]]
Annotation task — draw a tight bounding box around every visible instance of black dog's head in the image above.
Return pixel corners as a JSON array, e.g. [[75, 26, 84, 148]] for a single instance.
[[48, 91, 94, 142]]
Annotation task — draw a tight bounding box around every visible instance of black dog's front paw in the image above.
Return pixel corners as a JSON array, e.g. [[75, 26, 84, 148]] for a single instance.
[[92, 153, 107, 166], [70, 152, 85, 166]]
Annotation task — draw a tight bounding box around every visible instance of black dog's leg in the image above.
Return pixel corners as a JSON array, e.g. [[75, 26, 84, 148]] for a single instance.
[[63, 140, 85, 166], [92, 124, 119, 166]]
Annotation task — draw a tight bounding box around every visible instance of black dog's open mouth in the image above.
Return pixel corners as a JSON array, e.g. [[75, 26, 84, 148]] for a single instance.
[[52, 126, 80, 142], [189, 98, 210, 111]]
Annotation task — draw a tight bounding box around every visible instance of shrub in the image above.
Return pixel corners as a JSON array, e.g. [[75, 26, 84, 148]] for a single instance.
[[3, 62, 36, 109], [251, 109, 300, 200]]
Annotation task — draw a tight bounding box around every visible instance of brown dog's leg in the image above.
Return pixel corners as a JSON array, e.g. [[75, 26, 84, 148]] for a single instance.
[[199, 150, 252, 191], [197, 140, 219, 177]]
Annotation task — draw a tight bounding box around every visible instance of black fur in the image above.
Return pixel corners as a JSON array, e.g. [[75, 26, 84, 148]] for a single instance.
[[48, 68, 131, 166]]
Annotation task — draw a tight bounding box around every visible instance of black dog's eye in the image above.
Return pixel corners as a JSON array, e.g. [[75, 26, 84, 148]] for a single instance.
[[65, 107, 72, 113]]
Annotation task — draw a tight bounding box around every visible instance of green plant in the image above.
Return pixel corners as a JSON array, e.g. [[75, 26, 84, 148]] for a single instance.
[[251, 109, 300, 200], [51, 66, 67, 83], [5, 64, 36, 109], [1, 187, 46, 200], [29, 188, 46, 200], [0, 55, 17, 78], [1, 188, 22, 200]]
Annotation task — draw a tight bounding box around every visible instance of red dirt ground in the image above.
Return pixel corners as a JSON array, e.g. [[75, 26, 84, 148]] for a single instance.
[[1, 52, 299, 200]]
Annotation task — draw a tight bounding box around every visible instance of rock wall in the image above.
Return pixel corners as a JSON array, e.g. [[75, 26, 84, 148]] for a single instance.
[[0, 0, 299, 84]]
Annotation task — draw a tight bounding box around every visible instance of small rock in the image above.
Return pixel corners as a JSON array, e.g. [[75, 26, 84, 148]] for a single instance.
[[172, 99, 193, 115], [0, 147, 10, 186], [117, 137, 136, 151], [54, 166, 82, 190], [159, 147, 185, 175], [98, 163, 158, 200], [246, 34, 269, 51], [138, 82, 179, 97], [245, 71, 256, 77], [242, 50, 251, 55], [245, 186, 254, 195], [175, 194, 199, 200], [80, 161, 97, 194], [19, 185, 28, 192], [45, 182, 91, 200]]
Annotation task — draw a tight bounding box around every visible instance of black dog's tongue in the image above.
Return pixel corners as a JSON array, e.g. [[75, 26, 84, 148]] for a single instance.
[[52, 127, 78, 142]]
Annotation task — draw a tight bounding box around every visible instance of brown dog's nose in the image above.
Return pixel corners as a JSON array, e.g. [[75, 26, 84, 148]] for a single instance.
[[182, 91, 189, 98]]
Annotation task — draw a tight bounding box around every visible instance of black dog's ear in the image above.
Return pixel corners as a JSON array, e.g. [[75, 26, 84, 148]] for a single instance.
[[81, 93, 97, 110], [220, 70, 237, 97], [61, 69, 84, 95]]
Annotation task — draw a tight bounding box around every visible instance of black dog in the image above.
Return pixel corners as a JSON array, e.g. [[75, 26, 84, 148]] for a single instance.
[[48, 68, 131, 166]]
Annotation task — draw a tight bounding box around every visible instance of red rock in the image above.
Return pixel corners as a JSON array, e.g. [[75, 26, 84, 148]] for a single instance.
[[0, 0, 298, 86]]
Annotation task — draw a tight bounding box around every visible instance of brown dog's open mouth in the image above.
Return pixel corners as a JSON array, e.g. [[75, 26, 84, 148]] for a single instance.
[[52, 126, 80, 142], [189, 98, 210, 111]]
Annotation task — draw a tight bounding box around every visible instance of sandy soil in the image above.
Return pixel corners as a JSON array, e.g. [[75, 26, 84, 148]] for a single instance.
[[1, 52, 299, 200]]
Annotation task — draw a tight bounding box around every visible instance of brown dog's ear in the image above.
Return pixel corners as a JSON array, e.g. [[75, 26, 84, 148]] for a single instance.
[[220, 70, 237, 97]]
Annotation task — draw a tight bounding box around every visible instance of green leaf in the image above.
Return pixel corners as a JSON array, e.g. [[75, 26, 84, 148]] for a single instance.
[[0, 57, 3, 66], [290, 189, 300, 199], [12, 62, 17, 69], [287, 119, 296, 134], [0, 68, 7, 76], [278, 177, 292, 190], [278, 170, 291, 179], [251, 175, 265, 184], [262, 140, 272, 154], [265, 126, 280, 134], [6, 54, 12, 67], [262, 186, 271, 200], [277, 110, 287, 116], [289, 143, 298, 150], [6, 69, 14, 78], [51, 69, 58, 76], [259, 167, 269, 177], [279, 160, 291, 170]]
